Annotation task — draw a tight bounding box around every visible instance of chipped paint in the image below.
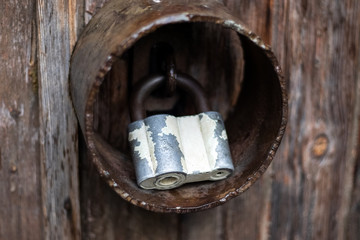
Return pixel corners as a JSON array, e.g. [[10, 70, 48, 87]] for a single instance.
[[224, 20, 246, 34], [128, 112, 234, 190], [102, 170, 110, 177], [160, 116, 187, 171], [128, 121, 154, 173], [145, 124, 158, 172], [220, 130, 228, 140], [199, 113, 219, 169], [224, 20, 270, 50]]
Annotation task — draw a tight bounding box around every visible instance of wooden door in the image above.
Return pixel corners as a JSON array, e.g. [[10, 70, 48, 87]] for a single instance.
[[1, 0, 359, 239]]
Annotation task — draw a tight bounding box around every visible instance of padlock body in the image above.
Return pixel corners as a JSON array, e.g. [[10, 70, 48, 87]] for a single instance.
[[128, 111, 234, 190]]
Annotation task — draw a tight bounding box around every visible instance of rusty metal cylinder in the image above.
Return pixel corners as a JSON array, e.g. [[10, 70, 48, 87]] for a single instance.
[[70, 0, 287, 213]]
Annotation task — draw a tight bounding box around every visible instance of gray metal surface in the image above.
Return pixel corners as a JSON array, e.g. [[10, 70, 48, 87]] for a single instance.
[[128, 111, 234, 190]]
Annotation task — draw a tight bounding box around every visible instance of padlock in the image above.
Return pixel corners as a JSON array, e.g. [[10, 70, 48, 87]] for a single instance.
[[128, 73, 234, 190]]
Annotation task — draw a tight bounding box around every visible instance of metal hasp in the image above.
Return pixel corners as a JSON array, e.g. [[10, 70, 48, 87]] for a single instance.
[[70, 0, 288, 213], [128, 73, 234, 190]]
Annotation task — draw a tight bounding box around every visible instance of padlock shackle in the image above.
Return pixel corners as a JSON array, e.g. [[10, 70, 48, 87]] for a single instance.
[[130, 73, 209, 121]]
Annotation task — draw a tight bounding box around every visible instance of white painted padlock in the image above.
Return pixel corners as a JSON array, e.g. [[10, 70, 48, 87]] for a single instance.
[[128, 74, 234, 190]]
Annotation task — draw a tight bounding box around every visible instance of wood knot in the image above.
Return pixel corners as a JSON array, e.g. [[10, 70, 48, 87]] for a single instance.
[[10, 165, 17, 173], [311, 134, 329, 158], [63, 197, 72, 219], [9, 107, 21, 119]]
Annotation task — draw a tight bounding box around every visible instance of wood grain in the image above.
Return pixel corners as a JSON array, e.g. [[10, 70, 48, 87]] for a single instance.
[[0, 1, 43, 239], [268, 1, 360, 239], [79, 0, 360, 239], [347, 42, 360, 239], [36, 0, 82, 239], [1, 0, 359, 239]]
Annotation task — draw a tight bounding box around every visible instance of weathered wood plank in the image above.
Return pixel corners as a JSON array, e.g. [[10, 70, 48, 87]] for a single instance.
[[77, 0, 360, 240], [1, 0, 358, 238], [268, 0, 360, 239], [179, 171, 273, 240], [346, 32, 360, 240], [36, 0, 82, 239], [179, 207, 225, 240], [0, 1, 43, 239], [347, 152, 360, 239]]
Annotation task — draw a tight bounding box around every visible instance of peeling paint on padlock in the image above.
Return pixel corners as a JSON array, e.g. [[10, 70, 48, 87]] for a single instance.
[[128, 111, 234, 190]]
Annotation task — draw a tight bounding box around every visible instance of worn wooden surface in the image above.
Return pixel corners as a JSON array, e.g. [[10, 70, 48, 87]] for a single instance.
[[79, 0, 360, 239], [1, 0, 359, 239], [0, 1, 42, 239], [1, 0, 82, 239], [36, 0, 82, 239]]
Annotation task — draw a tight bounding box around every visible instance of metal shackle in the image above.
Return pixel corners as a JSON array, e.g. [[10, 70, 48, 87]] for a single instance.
[[129, 73, 209, 121]]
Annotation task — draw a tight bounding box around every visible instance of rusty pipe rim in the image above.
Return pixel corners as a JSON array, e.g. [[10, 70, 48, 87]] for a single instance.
[[70, 0, 288, 213]]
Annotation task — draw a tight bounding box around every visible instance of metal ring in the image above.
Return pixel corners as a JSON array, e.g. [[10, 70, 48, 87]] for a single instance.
[[129, 73, 209, 121]]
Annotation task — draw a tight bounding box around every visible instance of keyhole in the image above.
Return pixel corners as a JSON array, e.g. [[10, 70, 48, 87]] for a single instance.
[[158, 177, 178, 186]]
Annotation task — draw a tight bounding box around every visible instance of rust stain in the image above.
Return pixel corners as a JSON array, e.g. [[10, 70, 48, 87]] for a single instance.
[[29, 60, 38, 93], [264, 0, 273, 43], [29, 20, 38, 93]]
